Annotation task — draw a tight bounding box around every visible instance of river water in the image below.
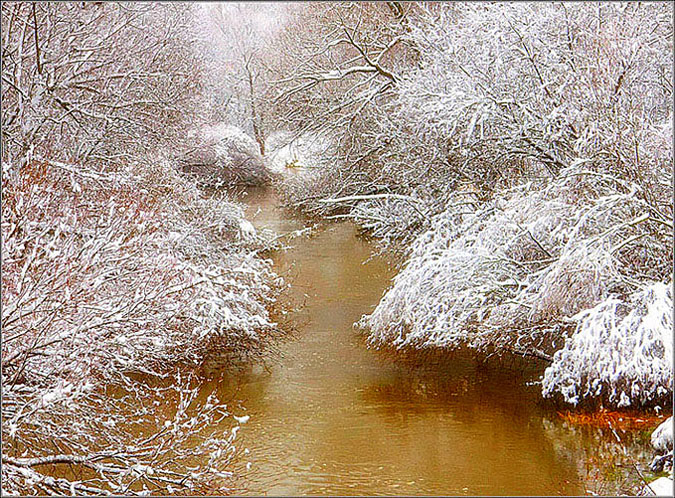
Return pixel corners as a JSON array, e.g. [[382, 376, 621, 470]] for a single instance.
[[211, 187, 656, 496]]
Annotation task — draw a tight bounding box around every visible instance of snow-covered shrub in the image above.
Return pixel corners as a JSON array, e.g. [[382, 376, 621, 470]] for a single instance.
[[359, 160, 672, 405], [542, 282, 673, 407], [296, 2, 675, 407], [1, 375, 241, 496], [390, 2, 673, 186], [1, 3, 282, 494], [349, 195, 432, 253], [177, 124, 270, 187], [1, 157, 283, 494], [1, 158, 281, 377], [652, 417, 674, 452], [271, 2, 673, 266]]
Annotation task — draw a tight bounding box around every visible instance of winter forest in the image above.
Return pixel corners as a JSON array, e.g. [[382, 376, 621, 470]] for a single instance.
[[1, 2, 673, 496]]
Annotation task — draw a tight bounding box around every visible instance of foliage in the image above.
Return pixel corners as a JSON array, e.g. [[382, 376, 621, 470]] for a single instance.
[[274, 2, 674, 406], [1, 2, 284, 494], [556, 410, 668, 432]]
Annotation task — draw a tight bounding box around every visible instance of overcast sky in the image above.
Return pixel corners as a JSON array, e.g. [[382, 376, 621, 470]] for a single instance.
[[199, 2, 290, 60]]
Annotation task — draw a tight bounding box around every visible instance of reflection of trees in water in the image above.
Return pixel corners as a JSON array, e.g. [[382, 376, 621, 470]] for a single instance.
[[360, 346, 546, 411], [351, 358, 583, 495], [360, 349, 657, 494], [355, 355, 551, 449], [542, 417, 654, 495]]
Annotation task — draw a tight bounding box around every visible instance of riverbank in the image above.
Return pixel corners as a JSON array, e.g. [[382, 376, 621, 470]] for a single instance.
[[0, 161, 285, 495]]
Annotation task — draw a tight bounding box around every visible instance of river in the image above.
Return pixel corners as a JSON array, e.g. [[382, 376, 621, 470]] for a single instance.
[[200, 187, 655, 496]]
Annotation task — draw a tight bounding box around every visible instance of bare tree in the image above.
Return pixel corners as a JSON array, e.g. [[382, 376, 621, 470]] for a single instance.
[[2, 3, 285, 494], [202, 2, 289, 156], [1, 2, 205, 168], [268, 1, 421, 211]]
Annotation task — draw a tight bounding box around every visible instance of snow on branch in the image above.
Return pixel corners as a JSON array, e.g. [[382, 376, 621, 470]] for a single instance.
[[1, 156, 283, 494], [358, 162, 672, 408], [542, 281, 673, 407]]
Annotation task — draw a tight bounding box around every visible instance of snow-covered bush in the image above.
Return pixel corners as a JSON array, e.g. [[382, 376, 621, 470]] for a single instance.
[[1, 375, 241, 496], [362, 164, 670, 337], [388, 2, 673, 187], [359, 161, 672, 406], [1, 3, 285, 494], [272, 3, 672, 252], [1, 156, 283, 493], [1, 158, 281, 379], [349, 193, 434, 253], [177, 124, 270, 187], [542, 282, 673, 407], [651, 417, 674, 453]]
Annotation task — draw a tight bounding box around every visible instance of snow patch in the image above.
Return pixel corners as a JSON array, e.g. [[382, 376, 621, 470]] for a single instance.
[[652, 417, 674, 452]]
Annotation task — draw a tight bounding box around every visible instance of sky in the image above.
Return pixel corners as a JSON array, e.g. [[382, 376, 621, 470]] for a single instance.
[[199, 2, 290, 60]]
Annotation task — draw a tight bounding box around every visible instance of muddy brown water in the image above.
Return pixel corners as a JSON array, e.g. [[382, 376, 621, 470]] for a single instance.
[[210, 187, 655, 496]]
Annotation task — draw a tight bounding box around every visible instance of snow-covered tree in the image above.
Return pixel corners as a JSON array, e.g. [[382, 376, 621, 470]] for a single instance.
[[269, 1, 420, 212], [199, 2, 289, 155], [276, 2, 673, 407], [1, 2, 206, 169], [1, 3, 286, 494]]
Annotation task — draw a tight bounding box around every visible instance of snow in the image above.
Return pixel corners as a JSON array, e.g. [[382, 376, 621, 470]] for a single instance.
[[200, 124, 258, 154], [652, 417, 674, 452], [355, 143, 672, 407], [238, 220, 256, 242], [342, 6, 672, 406], [265, 131, 333, 174], [640, 477, 674, 497], [542, 281, 673, 406], [2, 152, 283, 494], [233, 414, 250, 424], [179, 123, 269, 187]]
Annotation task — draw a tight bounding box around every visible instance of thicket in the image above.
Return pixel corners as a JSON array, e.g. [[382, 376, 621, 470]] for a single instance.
[[1, 3, 283, 494], [269, 2, 673, 408]]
